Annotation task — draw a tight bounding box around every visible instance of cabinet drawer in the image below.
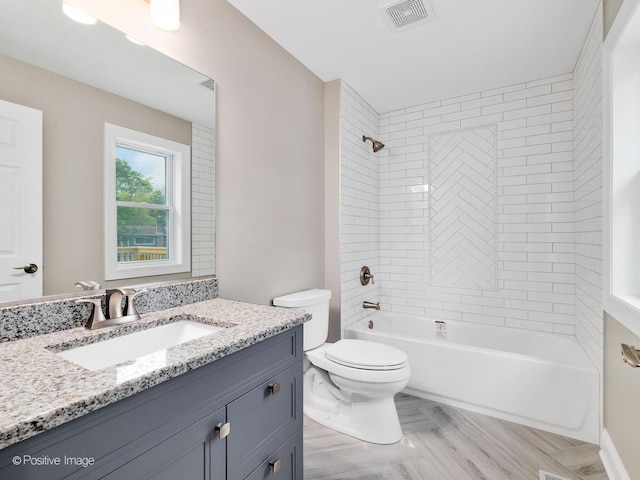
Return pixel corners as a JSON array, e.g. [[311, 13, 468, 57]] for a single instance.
[[101, 406, 226, 480], [227, 364, 302, 479], [245, 429, 303, 480]]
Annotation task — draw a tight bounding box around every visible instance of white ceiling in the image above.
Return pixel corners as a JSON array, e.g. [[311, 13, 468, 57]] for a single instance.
[[227, 0, 600, 113]]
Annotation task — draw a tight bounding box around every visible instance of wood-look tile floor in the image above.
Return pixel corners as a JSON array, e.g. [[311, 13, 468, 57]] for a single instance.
[[303, 393, 608, 480]]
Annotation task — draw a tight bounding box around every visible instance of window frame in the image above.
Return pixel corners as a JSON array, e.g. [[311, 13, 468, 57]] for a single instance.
[[603, 0, 640, 338], [104, 123, 191, 280]]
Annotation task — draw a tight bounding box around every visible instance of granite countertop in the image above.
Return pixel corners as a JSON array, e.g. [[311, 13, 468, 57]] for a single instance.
[[0, 298, 309, 450]]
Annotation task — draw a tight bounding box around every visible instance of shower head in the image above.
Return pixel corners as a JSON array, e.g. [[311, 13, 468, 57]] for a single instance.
[[362, 135, 385, 153]]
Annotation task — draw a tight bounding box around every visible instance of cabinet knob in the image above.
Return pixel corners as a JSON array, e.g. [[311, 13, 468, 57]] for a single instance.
[[269, 459, 281, 474], [215, 422, 230, 439], [268, 382, 281, 396]]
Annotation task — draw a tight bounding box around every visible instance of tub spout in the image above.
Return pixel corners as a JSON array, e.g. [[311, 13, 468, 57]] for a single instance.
[[363, 301, 380, 310]]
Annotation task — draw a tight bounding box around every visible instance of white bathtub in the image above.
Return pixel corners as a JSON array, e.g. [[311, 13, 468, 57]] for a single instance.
[[344, 312, 599, 444]]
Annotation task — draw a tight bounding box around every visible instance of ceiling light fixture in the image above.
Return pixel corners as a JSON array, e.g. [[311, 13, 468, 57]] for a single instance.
[[150, 0, 180, 31], [62, 2, 98, 25]]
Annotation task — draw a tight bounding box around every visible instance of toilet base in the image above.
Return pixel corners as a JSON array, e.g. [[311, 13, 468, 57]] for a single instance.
[[304, 398, 403, 445], [304, 367, 404, 444]]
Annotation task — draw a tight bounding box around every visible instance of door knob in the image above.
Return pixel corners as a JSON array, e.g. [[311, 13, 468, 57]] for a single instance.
[[13, 263, 38, 274]]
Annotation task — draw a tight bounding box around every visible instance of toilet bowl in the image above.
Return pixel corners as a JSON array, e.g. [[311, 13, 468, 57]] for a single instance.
[[273, 289, 411, 444], [304, 339, 410, 444]]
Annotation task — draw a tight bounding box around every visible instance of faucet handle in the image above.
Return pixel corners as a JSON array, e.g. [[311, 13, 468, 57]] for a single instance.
[[123, 288, 147, 317], [75, 298, 106, 329], [75, 281, 101, 291]]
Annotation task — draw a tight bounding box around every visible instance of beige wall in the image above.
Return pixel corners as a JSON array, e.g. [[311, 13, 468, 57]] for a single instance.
[[324, 80, 341, 342], [0, 53, 192, 295], [604, 0, 624, 38], [604, 312, 640, 479], [53, 0, 327, 305]]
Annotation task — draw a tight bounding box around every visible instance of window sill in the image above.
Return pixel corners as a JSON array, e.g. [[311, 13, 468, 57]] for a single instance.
[[604, 294, 640, 338], [105, 261, 190, 281]]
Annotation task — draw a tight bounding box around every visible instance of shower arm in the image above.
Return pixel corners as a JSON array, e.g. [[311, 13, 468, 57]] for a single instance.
[[362, 135, 385, 153]]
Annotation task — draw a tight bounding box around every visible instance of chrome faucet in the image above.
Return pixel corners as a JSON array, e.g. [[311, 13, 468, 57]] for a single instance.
[[106, 289, 126, 319], [363, 301, 380, 310], [76, 288, 145, 330]]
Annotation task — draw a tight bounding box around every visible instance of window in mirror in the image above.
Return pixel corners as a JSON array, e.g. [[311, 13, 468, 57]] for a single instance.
[[105, 123, 190, 280], [116, 146, 169, 262]]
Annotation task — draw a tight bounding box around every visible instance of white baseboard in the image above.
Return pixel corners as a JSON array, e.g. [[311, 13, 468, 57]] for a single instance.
[[600, 429, 631, 480]]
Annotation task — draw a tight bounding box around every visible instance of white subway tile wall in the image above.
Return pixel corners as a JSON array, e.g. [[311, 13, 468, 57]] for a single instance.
[[375, 71, 578, 334], [340, 82, 380, 328], [339, 13, 603, 355], [573, 7, 603, 371], [191, 124, 216, 277]]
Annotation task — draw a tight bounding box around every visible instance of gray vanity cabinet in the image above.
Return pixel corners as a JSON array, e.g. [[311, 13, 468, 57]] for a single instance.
[[227, 364, 301, 479], [0, 325, 303, 480], [244, 429, 302, 480], [101, 406, 227, 480]]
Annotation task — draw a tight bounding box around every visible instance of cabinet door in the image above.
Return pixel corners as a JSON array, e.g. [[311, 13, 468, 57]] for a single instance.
[[227, 364, 302, 479], [244, 429, 303, 480], [100, 407, 226, 480]]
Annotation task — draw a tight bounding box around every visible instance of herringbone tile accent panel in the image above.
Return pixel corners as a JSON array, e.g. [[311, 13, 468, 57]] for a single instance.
[[428, 126, 497, 289]]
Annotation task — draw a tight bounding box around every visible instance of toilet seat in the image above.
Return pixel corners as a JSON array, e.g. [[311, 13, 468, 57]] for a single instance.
[[325, 339, 408, 371], [305, 342, 411, 384]]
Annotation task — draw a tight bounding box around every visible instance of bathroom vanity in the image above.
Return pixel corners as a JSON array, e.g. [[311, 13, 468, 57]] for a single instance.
[[0, 296, 307, 480]]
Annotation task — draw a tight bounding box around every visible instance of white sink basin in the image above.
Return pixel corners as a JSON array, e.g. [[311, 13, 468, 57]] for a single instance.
[[57, 320, 222, 371]]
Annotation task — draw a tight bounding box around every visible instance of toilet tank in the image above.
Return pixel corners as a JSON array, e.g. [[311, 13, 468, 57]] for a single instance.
[[273, 289, 331, 351]]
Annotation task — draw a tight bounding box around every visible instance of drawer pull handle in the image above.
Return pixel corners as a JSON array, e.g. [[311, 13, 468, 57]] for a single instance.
[[269, 459, 281, 474], [268, 382, 281, 396], [215, 422, 231, 439]]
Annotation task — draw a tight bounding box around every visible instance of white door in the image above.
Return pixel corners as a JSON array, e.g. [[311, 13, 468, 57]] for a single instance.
[[0, 99, 42, 302]]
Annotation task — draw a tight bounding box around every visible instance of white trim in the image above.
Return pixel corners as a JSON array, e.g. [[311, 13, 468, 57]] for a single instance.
[[600, 428, 632, 480], [603, 1, 613, 316], [603, 0, 640, 338], [104, 123, 191, 280], [605, 0, 640, 51]]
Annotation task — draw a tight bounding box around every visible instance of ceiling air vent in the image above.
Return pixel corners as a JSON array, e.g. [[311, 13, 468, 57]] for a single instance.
[[381, 0, 435, 31]]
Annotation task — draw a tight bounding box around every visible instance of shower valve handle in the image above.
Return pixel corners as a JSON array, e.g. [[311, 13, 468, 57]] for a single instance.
[[360, 266, 374, 285]]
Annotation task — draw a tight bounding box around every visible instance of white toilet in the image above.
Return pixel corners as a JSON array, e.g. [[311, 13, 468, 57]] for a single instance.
[[273, 289, 410, 444]]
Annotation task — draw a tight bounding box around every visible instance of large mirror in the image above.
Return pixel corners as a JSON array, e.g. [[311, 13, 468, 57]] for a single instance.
[[0, 0, 215, 303]]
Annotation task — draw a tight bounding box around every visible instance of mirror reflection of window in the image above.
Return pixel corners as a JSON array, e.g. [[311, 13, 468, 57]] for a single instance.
[[115, 146, 170, 264], [105, 123, 191, 280]]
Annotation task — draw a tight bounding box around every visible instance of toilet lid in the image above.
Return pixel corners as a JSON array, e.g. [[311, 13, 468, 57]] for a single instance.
[[325, 339, 408, 371]]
